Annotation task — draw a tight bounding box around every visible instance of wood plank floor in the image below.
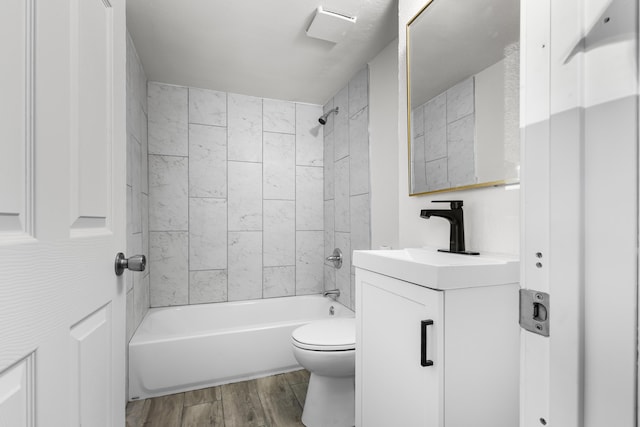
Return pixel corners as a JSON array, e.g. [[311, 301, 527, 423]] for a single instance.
[[126, 370, 309, 427]]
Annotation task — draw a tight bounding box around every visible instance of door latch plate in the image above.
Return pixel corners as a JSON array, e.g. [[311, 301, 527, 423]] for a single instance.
[[519, 289, 550, 337]]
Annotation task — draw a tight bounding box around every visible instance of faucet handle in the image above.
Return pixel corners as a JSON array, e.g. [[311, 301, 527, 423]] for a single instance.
[[432, 200, 463, 209]]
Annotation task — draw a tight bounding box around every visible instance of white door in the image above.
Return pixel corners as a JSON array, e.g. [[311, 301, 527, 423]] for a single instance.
[[356, 269, 443, 427], [0, 0, 126, 425], [520, 0, 638, 426]]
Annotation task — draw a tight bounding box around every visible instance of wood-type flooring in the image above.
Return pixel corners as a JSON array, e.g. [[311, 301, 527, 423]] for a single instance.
[[126, 370, 309, 427]]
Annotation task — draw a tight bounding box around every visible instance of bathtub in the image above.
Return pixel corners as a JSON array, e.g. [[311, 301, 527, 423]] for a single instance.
[[129, 295, 354, 400]]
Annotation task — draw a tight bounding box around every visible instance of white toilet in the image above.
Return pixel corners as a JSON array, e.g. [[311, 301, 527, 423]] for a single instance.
[[291, 317, 356, 427]]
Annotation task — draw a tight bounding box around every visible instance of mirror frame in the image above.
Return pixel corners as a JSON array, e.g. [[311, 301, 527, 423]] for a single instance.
[[406, 0, 520, 196]]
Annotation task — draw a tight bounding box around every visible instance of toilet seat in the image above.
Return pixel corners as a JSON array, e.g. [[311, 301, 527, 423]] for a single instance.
[[292, 318, 355, 351]]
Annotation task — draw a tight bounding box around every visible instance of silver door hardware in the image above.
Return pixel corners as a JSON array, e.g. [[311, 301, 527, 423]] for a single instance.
[[326, 248, 343, 269], [114, 253, 146, 276], [519, 289, 550, 337]]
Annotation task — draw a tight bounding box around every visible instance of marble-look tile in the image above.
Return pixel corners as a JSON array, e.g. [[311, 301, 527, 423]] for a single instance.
[[263, 266, 295, 298], [334, 157, 350, 232], [349, 107, 370, 196], [126, 133, 134, 188], [333, 87, 349, 160], [263, 99, 295, 134], [131, 140, 142, 234], [425, 158, 449, 192], [324, 200, 335, 265], [127, 92, 143, 148], [130, 232, 143, 292], [228, 161, 262, 231], [128, 104, 143, 161], [189, 124, 227, 198], [228, 93, 262, 162], [127, 33, 147, 115], [126, 289, 135, 341], [126, 33, 135, 114], [141, 111, 149, 195], [263, 132, 295, 200], [189, 88, 226, 126], [189, 270, 227, 304], [189, 198, 227, 270], [334, 232, 351, 307], [126, 185, 133, 241], [148, 82, 188, 156], [134, 273, 150, 328], [425, 92, 447, 161], [263, 200, 295, 267], [149, 231, 188, 307], [447, 114, 476, 187], [348, 67, 368, 118], [295, 104, 323, 167], [228, 232, 263, 301], [411, 105, 424, 137], [296, 166, 323, 231], [141, 193, 149, 266], [446, 77, 474, 124], [324, 264, 336, 294], [350, 194, 370, 253], [149, 155, 188, 231], [139, 59, 147, 116], [295, 231, 324, 295], [323, 131, 335, 200], [412, 135, 425, 162], [322, 99, 335, 135], [412, 161, 428, 194]]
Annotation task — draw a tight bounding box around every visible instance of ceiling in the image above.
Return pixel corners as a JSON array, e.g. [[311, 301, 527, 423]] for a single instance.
[[126, 0, 399, 106]]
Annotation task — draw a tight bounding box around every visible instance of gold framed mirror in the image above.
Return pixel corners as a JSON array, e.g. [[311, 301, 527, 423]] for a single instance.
[[407, 0, 520, 195]]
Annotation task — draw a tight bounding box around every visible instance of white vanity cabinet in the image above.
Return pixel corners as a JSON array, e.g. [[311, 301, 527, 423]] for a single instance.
[[353, 249, 520, 427]]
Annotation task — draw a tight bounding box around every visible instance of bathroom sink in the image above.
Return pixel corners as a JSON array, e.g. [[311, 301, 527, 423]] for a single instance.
[[352, 247, 519, 290]]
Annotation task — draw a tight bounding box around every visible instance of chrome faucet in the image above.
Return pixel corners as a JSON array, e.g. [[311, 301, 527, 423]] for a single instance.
[[420, 200, 479, 255], [323, 289, 341, 298]]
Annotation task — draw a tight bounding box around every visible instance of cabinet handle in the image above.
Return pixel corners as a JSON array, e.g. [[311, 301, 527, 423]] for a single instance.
[[421, 319, 434, 367]]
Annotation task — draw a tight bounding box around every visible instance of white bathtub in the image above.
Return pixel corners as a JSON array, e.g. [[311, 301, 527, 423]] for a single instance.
[[128, 295, 354, 400]]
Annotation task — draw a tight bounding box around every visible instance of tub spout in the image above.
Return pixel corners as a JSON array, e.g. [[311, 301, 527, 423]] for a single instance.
[[323, 289, 340, 298]]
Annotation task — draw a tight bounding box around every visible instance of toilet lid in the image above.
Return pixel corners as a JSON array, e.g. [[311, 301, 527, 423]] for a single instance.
[[292, 318, 355, 351]]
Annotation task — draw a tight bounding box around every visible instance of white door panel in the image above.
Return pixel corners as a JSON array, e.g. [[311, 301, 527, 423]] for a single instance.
[[0, 356, 34, 426], [521, 0, 639, 425], [0, 0, 126, 426]]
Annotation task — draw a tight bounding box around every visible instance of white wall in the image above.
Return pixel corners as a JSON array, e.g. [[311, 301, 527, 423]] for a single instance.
[[369, 40, 400, 250], [398, 0, 519, 255]]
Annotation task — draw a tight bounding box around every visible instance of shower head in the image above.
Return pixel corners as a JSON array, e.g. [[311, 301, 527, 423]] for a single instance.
[[318, 107, 339, 125]]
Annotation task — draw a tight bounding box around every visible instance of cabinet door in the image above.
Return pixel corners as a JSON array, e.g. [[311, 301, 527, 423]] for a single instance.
[[356, 269, 444, 427]]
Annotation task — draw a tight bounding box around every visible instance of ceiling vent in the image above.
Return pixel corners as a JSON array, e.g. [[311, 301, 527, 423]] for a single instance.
[[306, 6, 357, 43]]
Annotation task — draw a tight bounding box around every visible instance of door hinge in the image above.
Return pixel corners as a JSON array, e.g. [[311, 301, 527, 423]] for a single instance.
[[519, 289, 550, 337]]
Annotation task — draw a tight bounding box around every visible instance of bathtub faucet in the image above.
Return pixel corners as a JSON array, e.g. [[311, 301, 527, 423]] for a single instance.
[[323, 289, 340, 298]]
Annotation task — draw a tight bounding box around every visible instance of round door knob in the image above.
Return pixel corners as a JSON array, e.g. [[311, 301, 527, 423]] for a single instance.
[[114, 253, 146, 276]]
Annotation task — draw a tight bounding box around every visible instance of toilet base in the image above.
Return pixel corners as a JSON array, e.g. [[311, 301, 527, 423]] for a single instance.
[[302, 373, 354, 427]]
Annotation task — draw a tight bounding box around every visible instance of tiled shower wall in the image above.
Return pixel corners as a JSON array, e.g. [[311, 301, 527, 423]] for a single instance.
[[125, 32, 150, 341], [323, 67, 371, 310], [147, 82, 325, 307]]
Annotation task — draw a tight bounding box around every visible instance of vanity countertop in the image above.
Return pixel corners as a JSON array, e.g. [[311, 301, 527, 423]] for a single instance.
[[352, 247, 519, 290]]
